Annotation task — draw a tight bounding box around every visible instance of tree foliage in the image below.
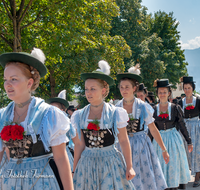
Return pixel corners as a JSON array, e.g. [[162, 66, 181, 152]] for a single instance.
[[149, 11, 188, 87], [0, 0, 131, 101], [110, 1, 188, 93]]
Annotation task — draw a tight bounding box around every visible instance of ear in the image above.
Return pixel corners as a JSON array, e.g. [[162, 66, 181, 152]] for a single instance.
[[133, 86, 137, 92], [27, 78, 34, 89], [102, 88, 106, 96]]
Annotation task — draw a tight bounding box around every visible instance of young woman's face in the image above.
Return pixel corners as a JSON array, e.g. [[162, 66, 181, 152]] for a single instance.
[[4, 64, 33, 103], [157, 87, 170, 102], [136, 91, 146, 102], [85, 79, 106, 104], [183, 84, 193, 97], [119, 80, 136, 99]]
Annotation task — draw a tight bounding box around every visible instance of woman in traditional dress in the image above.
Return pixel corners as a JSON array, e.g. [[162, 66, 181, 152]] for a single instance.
[[71, 60, 136, 190], [0, 48, 73, 190], [147, 91, 156, 106], [47, 89, 76, 171], [178, 76, 200, 187], [115, 65, 169, 190], [153, 79, 193, 190]]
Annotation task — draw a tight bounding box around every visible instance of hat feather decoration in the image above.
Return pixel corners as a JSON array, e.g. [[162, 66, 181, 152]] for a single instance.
[[58, 90, 66, 100], [153, 79, 158, 87], [128, 63, 141, 75], [180, 77, 183, 82], [31, 48, 46, 64], [96, 60, 110, 75]]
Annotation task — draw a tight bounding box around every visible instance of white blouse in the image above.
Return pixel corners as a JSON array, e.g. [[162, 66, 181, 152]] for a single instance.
[[9, 97, 70, 147], [71, 106, 129, 130]]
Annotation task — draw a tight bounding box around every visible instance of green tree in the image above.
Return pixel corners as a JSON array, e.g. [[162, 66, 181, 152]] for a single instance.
[[110, 2, 187, 95], [149, 11, 188, 85], [0, 0, 131, 102], [138, 33, 165, 91], [110, 0, 149, 67]]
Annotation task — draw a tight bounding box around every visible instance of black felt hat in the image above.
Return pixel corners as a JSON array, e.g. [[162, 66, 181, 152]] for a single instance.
[[138, 83, 147, 91], [147, 91, 155, 97], [81, 60, 114, 86], [0, 48, 47, 77], [182, 76, 195, 83], [154, 79, 173, 88]]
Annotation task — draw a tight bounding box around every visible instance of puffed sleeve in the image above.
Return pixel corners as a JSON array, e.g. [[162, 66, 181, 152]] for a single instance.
[[41, 106, 70, 147], [69, 123, 76, 139], [116, 107, 129, 128], [176, 105, 192, 145], [143, 103, 155, 126]]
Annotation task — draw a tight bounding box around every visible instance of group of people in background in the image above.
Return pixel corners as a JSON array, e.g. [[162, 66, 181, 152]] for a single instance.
[[0, 48, 199, 190]]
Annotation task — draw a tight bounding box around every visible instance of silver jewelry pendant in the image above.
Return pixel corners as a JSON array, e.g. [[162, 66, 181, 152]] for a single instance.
[[17, 159, 23, 164], [19, 147, 24, 153], [27, 140, 31, 144]]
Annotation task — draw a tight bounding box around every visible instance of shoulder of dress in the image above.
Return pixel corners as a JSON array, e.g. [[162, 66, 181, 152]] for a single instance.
[[114, 99, 122, 107]]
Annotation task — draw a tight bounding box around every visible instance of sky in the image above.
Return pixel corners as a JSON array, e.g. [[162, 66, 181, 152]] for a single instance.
[[141, 0, 200, 50]]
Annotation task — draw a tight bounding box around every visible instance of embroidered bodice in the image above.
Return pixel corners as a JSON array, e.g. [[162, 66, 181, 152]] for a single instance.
[[5, 135, 51, 161], [126, 119, 143, 134], [82, 128, 115, 148]]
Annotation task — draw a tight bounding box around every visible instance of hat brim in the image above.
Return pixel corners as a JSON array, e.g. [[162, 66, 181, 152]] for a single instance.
[[47, 97, 69, 108], [81, 73, 115, 86], [116, 73, 143, 83], [148, 94, 155, 97], [155, 84, 173, 88], [0, 52, 47, 77]]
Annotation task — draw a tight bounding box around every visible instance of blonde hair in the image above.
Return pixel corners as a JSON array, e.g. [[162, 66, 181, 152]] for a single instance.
[[95, 79, 110, 98], [5, 62, 40, 92]]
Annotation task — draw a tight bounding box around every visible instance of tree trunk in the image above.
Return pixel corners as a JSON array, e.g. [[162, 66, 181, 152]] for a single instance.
[[49, 69, 56, 97]]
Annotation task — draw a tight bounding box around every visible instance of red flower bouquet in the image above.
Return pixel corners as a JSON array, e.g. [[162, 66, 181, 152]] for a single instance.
[[159, 111, 169, 119], [87, 119, 100, 131], [185, 105, 195, 110], [0, 124, 25, 142]]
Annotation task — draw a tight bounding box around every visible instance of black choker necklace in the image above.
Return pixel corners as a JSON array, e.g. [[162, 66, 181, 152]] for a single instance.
[[124, 97, 135, 104], [15, 97, 32, 108], [90, 102, 104, 108]]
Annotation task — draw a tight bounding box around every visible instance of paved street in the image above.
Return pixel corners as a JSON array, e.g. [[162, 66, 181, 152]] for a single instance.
[[186, 173, 196, 190]]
